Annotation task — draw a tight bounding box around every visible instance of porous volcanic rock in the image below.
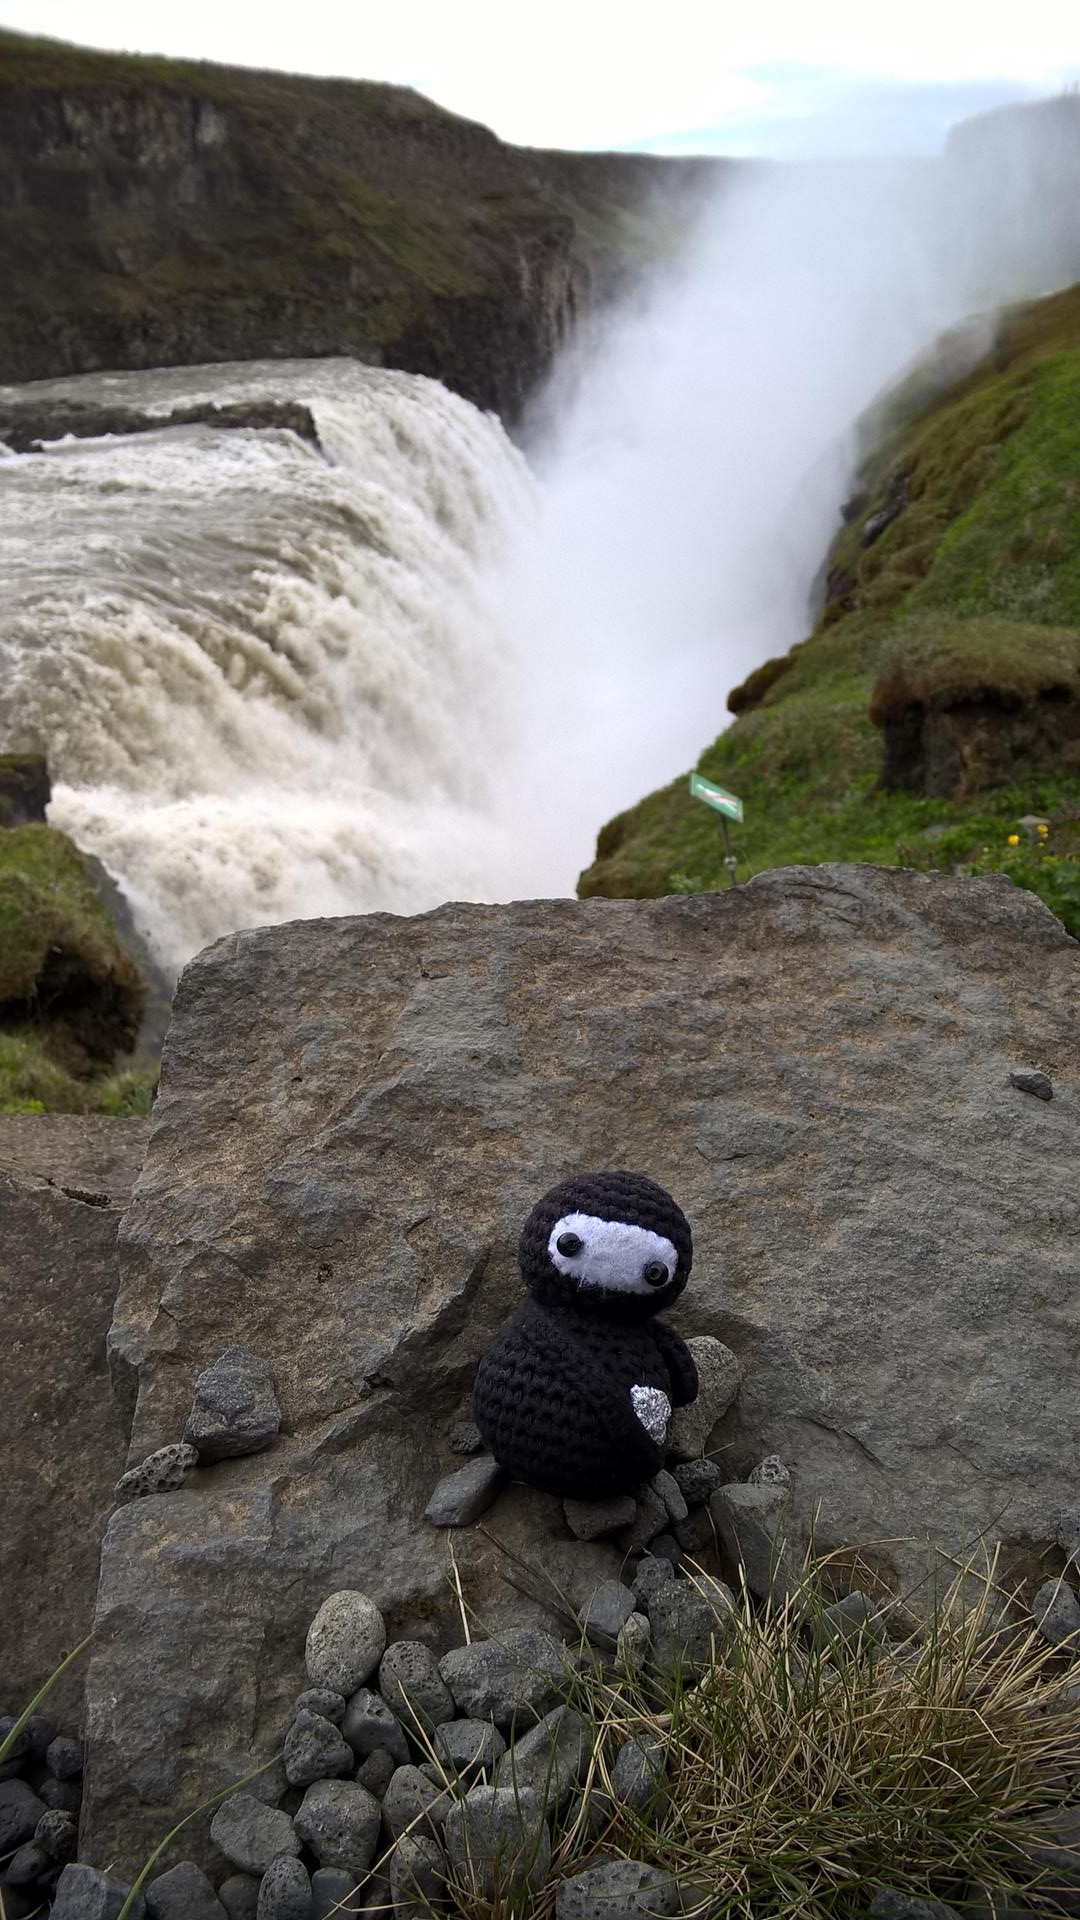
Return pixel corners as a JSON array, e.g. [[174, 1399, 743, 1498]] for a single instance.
[[0, 1115, 149, 1722], [87, 869, 1078, 1872]]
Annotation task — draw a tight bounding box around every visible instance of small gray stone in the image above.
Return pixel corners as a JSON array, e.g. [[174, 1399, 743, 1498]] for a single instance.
[[389, 1833, 445, 1919], [38, 1777, 81, 1813], [219, 1877, 261, 1920], [184, 1345, 281, 1462], [710, 1480, 798, 1603], [868, 1894, 964, 1920], [578, 1580, 638, 1650], [616, 1610, 652, 1679], [816, 1591, 879, 1648], [667, 1337, 740, 1459], [293, 1779, 382, 1875], [424, 1455, 508, 1527], [749, 1453, 792, 1487], [650, 1469, 689, 1525], [210, 1794, 300, 1875], [355, 1747, 397, 1798], [650, 1580, 729, 1681], [632, 1555, 679, 1613], [34, 1807, 77, 1861], [146, 1860, 227, 1920], [618, 1482, 668, 1553], [563, 1493, 638, 1541], [1057, 1512, 1080, 1566], [256, 1854, 311, 1920], [651, 1533, 683, 1567], [310, 1868, 365, 1918], [1034, 1577, 1080, 1647], [671, 1459, 722, 1506], [438, 1630, 570, 1733], [284, 1708, 355, 1787], [429, 1718, 506, 1784], [341, 1688, 410, 1767], [22, 1713, 56, 1763], [114, 1442, 199, 1505], [378, 1641, 455, 1734], [555, 1858, 683, 1918], [493, 1706, 594, 1811], [306, 1592, 386, 1696], [611, 1733, 667, 1814], [381, 1764, 453, 1842], [447, 1420, 484, 1455], [45, 1735, 85, 1780], [50, 1862, 147, 1919], [5, 1841, 49, 1885], [0, 1780, 46, 1850], [1010, 1068, 1053, 1101], [443, 1784, 551, 1902], [295, 1689, 346, 1725]]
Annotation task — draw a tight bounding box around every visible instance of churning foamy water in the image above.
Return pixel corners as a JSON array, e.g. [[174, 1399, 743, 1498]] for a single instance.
[[0, 360, 533, 971]]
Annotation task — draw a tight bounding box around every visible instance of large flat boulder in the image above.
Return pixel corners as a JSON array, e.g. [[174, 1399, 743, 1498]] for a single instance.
[[87, 869, 1078, 1873], [0, 1116, 149, 1723]]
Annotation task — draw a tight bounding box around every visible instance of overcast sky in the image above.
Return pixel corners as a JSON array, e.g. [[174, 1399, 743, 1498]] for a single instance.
[[1, 1, 1078, 155]]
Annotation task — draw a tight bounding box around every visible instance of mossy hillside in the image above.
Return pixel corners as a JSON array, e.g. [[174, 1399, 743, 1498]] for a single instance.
[[0, 29, 725, 419], [0, 824, 153, 1113], [580, 282, 1080, 933]]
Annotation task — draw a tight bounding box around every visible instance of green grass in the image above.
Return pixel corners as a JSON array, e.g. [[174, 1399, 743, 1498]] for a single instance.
[[581, 280, 1080, 933], [0, 824, 149, 1106]]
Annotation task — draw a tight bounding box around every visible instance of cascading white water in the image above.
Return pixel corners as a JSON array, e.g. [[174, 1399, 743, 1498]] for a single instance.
[[0, 359, 534, 972]]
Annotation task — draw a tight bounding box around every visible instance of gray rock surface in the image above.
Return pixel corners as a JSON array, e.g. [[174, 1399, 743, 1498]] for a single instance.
[[209, 1795, 299, 1875], [114, 1441, 199, 1503], [563, 1493, 638, 1540], [1033, 1577, 1080, 1647], [355, 1747, 397, 1798], [671, 1458, 722, 1506], [439, 1630, 570, 1732], [87, 874, 1080, 1872], [381, 1764, 452, 1842], [219, 1877, 261, 1920], [610, 1732, 668, 1814], [146, 1861, 227, 1919], [554, 1858, 683, 1918], [294, 1688, 346, 1725], [50, 1862, 146, 1919], [424, 1455, 508, 1526], [749, 1453, 792, 1487], [184, 1345, 281, 1462], [282, 1708, 354, 1786], [428, 1718, 506, 1783], [868, 1894, 964, 1920], [292, 1779, 381, 1875], [0, 1115, 148, 1721], [667, 1336, 741, 1459], [389, 1833, 445, 1919], [305, 1593, 386, 1696], [377, 1641, 455, 1733], [255, 1855, 311, 1920], [710, 1480, 801, 1602], [492, 1706, 593, 1810], [309, 1869, 364, 1918], [578, 1580, 638, 1649], [649, 1579, 731, 1681], [616, 1610, 653, 1679], [443, 1784, 551, 1901], [342, 1688, 410, 1767]]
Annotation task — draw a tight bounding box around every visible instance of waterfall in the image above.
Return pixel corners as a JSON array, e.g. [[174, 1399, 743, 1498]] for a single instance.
[[0, 359, 534, 973]]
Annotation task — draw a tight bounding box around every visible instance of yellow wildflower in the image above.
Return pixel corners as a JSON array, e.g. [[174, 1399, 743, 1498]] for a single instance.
[[1038, 823, 1049, 836], [1007, 834, 1020, 845]]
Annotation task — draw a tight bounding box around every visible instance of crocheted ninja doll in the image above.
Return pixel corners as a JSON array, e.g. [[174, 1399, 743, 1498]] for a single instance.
[[472, 1171, 699, 1501]]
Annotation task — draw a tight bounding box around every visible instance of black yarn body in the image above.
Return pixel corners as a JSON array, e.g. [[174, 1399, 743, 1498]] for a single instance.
[[472, 1171, 699, 1501]]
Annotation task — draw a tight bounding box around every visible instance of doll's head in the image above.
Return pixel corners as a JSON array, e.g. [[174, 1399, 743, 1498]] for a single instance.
[[518, 1170, 692, 1321]]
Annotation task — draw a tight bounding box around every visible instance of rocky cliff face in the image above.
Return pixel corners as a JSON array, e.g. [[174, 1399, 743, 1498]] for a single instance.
[[69, 866, 1079, 1874], [0, 31, 728, 418]]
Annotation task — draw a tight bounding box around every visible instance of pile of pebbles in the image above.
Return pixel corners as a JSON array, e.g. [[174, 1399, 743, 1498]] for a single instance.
[[0, 1710, 84, 1917]]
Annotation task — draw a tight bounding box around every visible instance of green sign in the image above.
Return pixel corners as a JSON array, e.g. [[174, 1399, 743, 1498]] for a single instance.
[[689, 772, 744, 823]]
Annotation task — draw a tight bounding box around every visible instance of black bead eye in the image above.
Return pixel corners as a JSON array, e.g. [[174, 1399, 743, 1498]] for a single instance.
[[556, 1232, 584, 1257], [643, 1260, 670, 1287]]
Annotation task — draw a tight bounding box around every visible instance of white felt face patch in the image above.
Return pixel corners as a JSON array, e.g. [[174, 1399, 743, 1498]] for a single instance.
[[547, 1212, 678, 1296]]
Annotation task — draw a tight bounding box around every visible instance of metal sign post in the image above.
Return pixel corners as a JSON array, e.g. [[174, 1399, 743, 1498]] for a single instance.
[[689, 773, 744, 887]]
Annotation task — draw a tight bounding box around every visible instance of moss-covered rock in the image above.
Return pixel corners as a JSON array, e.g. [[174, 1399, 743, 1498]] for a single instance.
[[0, 752, 50, 827], [0, 824, 144, 1064]]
